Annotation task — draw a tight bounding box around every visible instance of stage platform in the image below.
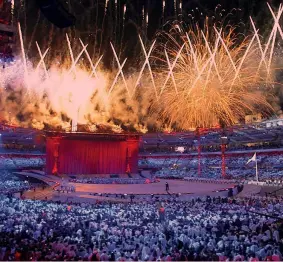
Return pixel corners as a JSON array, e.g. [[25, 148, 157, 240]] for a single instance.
[[15, 170, 242, 202], [14, 170, 61, 186], [70, 179, 236, 195], [23, 179, 239, 203]]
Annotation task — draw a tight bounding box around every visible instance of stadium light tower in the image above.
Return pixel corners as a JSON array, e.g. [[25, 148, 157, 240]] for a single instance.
[[195, 128, 202, 177], [0, 0, 15, 66], [220, 136, 228, 178]]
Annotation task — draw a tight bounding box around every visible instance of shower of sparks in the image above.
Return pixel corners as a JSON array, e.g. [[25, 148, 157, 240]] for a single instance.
[[153, 5, 283, 129], [110, 43, 129, 96], [0, 4, 282, 132], [134, 36, 157, 99]]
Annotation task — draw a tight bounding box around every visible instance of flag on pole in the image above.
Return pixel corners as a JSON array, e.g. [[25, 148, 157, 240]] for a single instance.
[[246, 152, 259, 182], [246, 152, 256, 165]]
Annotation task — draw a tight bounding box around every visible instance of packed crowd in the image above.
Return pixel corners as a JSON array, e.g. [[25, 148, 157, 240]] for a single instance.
[[0, 171, 30, 194], [265, 180, 283, 187], [140, 155, 283, 182], [69, 177, 154, 185], [1, 152, 283, 183], [55, 185, 76, 193], [0, 180, 29, 195], [1, 144, 283, 260], [0, 195, 283, 261], [0, 147, 43, 154], [141, 143, 283, 154], [0, 156, 45, 170]]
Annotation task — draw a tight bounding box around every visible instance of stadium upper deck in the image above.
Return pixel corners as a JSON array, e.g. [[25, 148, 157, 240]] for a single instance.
[[1, 120, 283, 152]]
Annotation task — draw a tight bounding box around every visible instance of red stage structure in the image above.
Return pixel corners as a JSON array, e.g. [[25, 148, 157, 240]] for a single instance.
[[196, 127, 232, 178], [46, 132, 140, 175], [221, 143, 226, 178]]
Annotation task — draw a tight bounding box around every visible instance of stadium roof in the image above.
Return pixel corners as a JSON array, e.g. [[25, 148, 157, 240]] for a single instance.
[[0, 23, 14, 34], [142, 123, 283, 146], [0, 124, 39, 145], [0, 121, 283, 146]]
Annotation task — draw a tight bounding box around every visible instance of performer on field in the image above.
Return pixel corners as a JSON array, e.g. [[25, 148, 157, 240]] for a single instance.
[[165, 182, 169, 191]]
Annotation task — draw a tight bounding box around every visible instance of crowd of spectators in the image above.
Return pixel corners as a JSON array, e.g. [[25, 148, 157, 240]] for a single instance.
[[264, 180, 283, 187], [0, 180, 30, 195], [0, 171, 30, 194], [0, 146, 43, 154], [0, 195, 283, 261], [55, 185, 76, 193], [0, 156, 45, 169], [225, 144, 283, 152], [0, 149, 283, 260], [141, 143, 283, 154], [140, 155, 283, 182], [69, 177, 155, 185], [0, 153, 282, 184]]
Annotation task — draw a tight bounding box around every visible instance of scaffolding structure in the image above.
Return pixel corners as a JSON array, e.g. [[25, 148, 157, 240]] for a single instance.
[[0, 0, 14, 64]]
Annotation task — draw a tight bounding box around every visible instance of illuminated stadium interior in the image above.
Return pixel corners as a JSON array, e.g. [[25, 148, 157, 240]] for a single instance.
[[1, 0, 283, 261]]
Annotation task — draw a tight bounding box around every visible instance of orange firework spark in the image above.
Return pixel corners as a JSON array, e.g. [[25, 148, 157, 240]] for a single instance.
[[0, 4, 282, 132], [151, 15, 281, 129]]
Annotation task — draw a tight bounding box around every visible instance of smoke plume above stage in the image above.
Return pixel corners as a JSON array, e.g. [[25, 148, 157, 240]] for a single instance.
[[0, 4, 283, 132]]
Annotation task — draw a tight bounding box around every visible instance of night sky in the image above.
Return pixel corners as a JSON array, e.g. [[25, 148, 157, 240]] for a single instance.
[[15, 0, 282, 65]]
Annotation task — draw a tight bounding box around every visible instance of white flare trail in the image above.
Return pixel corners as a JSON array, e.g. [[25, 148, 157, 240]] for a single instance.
[[35, 42, 49, 78]]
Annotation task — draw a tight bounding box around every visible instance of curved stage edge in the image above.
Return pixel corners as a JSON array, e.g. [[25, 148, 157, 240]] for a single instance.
[[70, 179, 237, 196], [15, 171, 243, 203]]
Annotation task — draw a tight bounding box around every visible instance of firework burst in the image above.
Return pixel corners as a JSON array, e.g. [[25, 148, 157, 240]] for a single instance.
[[152, 16, 281, 129], [0, 4, 283, 132]]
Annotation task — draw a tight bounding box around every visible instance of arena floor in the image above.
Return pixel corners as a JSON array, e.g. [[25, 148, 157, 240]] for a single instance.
[[17, 171, 238, 201], [70, 179, 235, 195]]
